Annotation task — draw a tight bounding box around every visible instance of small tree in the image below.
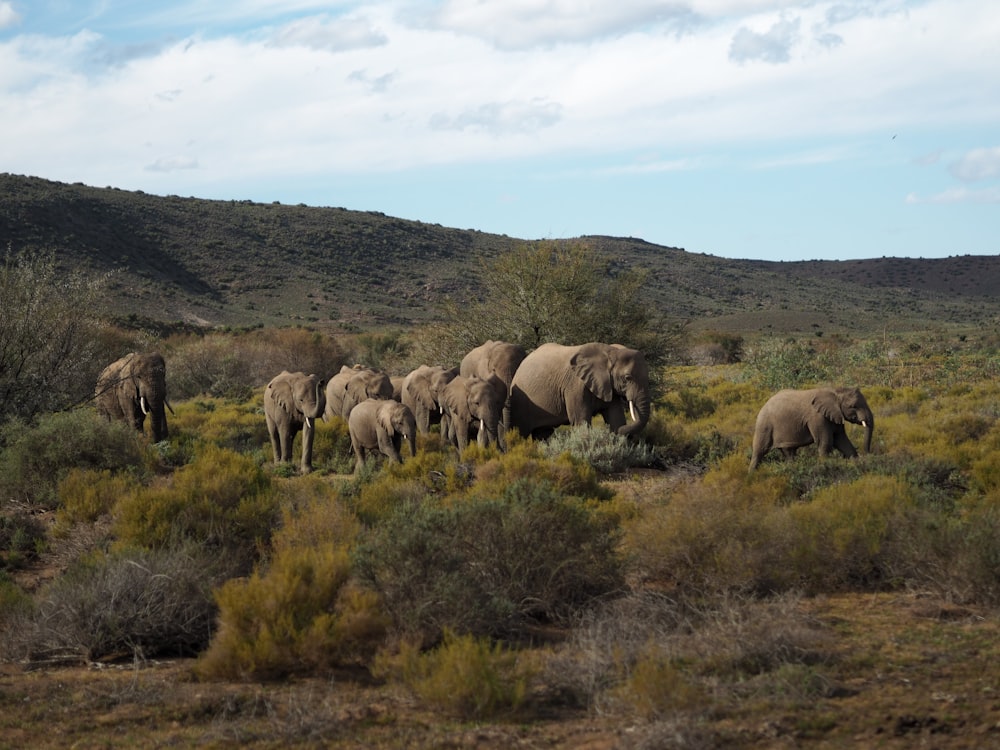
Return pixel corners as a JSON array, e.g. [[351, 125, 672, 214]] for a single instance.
[[410, 242, 686, 368], [0, 250, 107, 426]]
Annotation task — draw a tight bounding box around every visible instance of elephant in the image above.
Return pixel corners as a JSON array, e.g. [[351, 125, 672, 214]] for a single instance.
[[95, 352, 172, 442], [509, 342, 651, 440], [348, 399, 417, 471], [324, 365, 360, 421], [460, 340, 527, 440], [341, 367, 394, 419], [264, 371, 327, 474], [441, 373, 508, 453], [401, 364, 459, 434], [749, 387, 874, 471]]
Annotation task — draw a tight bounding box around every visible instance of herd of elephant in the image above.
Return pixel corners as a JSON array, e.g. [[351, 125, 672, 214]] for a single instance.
[[94, 343, 875, 475]]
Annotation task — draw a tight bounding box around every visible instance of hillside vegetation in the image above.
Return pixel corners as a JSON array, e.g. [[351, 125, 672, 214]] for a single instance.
[[2, 173, 997, 336]]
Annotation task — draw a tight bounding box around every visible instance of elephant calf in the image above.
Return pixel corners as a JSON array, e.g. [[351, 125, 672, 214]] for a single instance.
[[348, 399, 417, 472], [749, 387, 874, 471]]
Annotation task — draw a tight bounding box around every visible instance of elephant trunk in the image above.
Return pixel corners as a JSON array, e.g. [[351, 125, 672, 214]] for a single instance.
[[618, 390, 651, 438], [863, 416, 874, 454]]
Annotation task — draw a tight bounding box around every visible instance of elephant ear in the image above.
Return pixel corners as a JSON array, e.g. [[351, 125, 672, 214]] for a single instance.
[[377, 403, 396, 433], [812, 390, 845, 424], [268, 375, 295, 413], [410, 377, 437, 410], [570, 345, 614, 402]]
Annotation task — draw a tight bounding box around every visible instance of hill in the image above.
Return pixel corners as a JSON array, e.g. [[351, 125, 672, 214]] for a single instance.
[[2, 173, 997, 336]]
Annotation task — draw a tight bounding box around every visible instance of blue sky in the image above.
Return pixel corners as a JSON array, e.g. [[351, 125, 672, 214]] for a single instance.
[[1, 1, 997, 261]]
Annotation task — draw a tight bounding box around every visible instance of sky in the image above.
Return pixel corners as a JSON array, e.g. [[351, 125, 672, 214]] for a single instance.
[[1, 1, 998, 261]]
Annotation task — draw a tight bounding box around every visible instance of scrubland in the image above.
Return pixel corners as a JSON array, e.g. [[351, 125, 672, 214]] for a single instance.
[[1, 329, 999, 748]]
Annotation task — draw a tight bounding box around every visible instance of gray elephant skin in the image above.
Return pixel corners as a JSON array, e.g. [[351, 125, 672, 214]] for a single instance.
[[401, 364, 458, 434], [325, 365, 393, 420], [510, 342, 651, 440], [749, 387, 874, 470], [460, 340, 526, 438], [441, 373, 508, 453], [95, 352, 171, 442], [264, 371, 327, 474], [348, 399, 417, 471]]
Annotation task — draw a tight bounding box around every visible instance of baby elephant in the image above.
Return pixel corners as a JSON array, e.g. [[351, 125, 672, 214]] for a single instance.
[[348, 399, 417, 472], [749, 387, 874, 471]]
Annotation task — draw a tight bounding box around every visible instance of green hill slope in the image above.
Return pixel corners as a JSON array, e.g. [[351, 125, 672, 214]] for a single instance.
[[2, 174, 996, 336]]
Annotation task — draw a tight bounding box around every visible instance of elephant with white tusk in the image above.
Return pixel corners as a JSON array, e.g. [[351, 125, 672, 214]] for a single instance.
[[95, 352, 173, 442], [509, 342, 651, 440], [749, 387, 874, 471], [348, 399, 417, 472], [401, 364, 459, 435], [264, 371, 327, 474], [441, 373, 508, 453]]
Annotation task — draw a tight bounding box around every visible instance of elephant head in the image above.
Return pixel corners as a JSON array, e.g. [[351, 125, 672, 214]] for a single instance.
[[95, 352, 172, 442], [812, 387, 874, 454], [442, 373, 507, 452], [402, 364, 459, 434], [342, 367, 394, 418], [570, 343, 651, 437], [264, 371, 327, 473], [379, 400, 418, 460]]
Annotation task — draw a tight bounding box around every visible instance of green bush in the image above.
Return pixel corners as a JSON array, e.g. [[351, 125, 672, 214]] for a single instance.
[[55, 468, 142, 533], [539, 425, 661, 474], [0, 411, 147, 510], [114, 445, 277, 567], [4, 544, 232, 662], [354, 477, 623, 644], [0, 512, 47, 570]]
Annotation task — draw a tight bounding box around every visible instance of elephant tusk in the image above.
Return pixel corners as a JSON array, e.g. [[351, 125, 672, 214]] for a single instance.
[[140, 396, 149, 415], [629, 400, 637, 422], [861, 420, 868, 427], [480, 418, 486, 431], [305, 417, 313, 430], [165, 400, 175, 416]]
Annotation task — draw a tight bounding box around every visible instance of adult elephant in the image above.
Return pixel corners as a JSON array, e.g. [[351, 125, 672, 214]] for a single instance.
[[401, 364, 459, 434], [749, 387, 874, 471], [348, 399, 417, 472], [264, 371, 327, 474], [509, 342, 651, 440], [460, 340, 527, 440], [324, 365, 359, 421], [95, 352, 172, 442], [441, 373, 508, 453], [341, 367, 393, 419]]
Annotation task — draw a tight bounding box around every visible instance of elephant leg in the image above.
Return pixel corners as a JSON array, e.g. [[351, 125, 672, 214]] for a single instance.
[[779, 447, 798, 460], [266, 416, 282, 464], [833, 428, 858, 459], [378, 431, 401, 463], [353, 445, 367, 473], [300, 423, 315, 473]]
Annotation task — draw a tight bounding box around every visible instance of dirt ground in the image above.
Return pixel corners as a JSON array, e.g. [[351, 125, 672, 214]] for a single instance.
[[2, 592, 999, 749]]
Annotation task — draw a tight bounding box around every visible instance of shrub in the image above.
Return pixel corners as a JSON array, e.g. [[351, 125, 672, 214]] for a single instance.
[[0, 512, 47, 570], [0, 411, 147, 510], [375, 631, 533, 719], [196, 484, 386, 679], [55, 468, 142, 534], [539, 425, 661, 474], [4, 544, 232, 663], [114, 445, 277, 567], [354, 477, 624, 644]]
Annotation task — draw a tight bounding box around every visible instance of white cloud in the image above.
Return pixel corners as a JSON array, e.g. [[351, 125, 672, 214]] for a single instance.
[[0, 1, 21, 29], [429, 99, 562, 135], [145, 156, 200, 172], [949, 147, 1000, 182], [268, 14, 387, 51], [905, 187, 1000, 205], [729, 16, 801, 63]]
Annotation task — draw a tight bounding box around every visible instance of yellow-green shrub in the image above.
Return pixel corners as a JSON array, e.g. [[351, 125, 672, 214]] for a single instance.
[[375, 631, 532, 718], [55, 468, 141, 535], [196, 543, 387, 679], [787, 475, 914, 590], [196, 486, 384, 679], [114, 445, 277, 561], [472, 439, 611, 503], [611, 641, 705, 720]]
